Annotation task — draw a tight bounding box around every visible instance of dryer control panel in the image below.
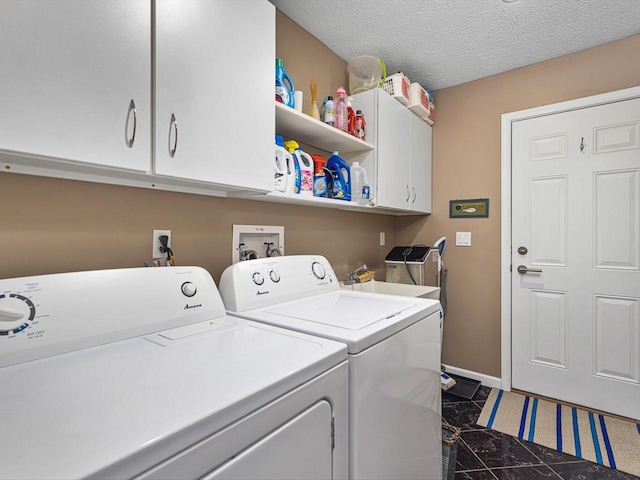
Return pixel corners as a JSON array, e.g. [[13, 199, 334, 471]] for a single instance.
[[0, 266, 225, 368], [219, 255, 340, 312]]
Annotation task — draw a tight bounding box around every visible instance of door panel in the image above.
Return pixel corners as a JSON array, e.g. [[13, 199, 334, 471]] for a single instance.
[[512, 97, 640, 420]]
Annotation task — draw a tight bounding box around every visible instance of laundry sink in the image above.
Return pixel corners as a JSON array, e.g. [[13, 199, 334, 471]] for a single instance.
[[341, 279, 440, 299]]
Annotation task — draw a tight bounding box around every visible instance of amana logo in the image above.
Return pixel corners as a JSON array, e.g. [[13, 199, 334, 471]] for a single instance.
[[184, 303, 202, 310], [256, 290, 270, 296]]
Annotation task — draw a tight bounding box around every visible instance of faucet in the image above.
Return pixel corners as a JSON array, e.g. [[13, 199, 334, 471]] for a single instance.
[[344, 271, 358, 285], [343, 264, 367, 285]]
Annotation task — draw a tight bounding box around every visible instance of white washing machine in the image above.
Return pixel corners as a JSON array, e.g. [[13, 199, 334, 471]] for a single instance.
[[219, 255, 443, 480], [0, 266, 348, 480]]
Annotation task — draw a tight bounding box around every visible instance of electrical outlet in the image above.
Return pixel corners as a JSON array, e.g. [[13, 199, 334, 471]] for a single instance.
[[152, 229, 171, 258], [380, 232, 386, 246]]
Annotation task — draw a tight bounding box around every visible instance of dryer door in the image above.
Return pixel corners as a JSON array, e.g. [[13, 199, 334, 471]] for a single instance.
[[204, 400, 333, 480]]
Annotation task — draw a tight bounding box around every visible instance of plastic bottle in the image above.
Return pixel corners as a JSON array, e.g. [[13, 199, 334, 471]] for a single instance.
[[283, 140, 302, 194], [284, 140, 313, 196], [326, 151, 351, 201], [350, 161, 371, 206], [355, 110, 366, 141], [334, 88, 348, 132], [311, 155, 328, 197], [275, 58, 295, 108], [274, 135, 288, 192], [297, 149, 314, 196], [347, 97, 357, 137], [324, 96, 335, 126]]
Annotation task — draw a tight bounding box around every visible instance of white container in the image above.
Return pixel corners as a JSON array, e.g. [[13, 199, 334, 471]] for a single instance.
[[381, 73, 411, 106], [408, 83, 430, 118], [350, 161, 371, 206], [285, 151, 298, 194], [298, 149, 314, 196], [274, 144, 288, 192]]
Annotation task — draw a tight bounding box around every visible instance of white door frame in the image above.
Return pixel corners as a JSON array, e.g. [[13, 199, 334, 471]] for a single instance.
[[500, 85, 640, 391]]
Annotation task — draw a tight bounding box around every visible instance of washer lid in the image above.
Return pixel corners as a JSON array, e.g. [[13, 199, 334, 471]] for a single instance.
[[239, 291, 442, 354], [0, 317, 346, 480], [265, 293, 413, 329]]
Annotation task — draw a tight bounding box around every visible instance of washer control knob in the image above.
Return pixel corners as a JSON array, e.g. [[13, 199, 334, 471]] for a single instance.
[[311, 261, 326, 280], [269, 270, 280, 283], [181, 282, 197, 297], [252, 272, 265, 285], [0, 307, 25, 322]]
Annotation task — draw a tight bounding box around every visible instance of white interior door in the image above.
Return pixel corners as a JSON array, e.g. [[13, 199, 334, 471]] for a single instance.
[[511, 97, 640, 420]]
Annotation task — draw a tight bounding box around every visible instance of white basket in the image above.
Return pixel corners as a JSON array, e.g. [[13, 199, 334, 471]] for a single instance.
[[382, 73, 411, 105], [408, 83, 431, 118]]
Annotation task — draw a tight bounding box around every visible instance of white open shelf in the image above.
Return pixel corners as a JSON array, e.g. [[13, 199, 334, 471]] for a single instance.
[[275, 102, 374, 154]]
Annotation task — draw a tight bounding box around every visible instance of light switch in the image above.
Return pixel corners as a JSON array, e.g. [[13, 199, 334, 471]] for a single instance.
[[456, 232, 471, 247]]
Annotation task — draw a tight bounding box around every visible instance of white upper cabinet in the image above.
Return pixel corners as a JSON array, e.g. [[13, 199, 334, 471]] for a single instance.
[[409, 114, 432, 214], [0, 1, 151, 172], [154, 0, 275, 192], [352, 89, 432, 213]]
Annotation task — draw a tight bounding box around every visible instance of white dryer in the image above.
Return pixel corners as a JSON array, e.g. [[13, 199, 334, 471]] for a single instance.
[[0, 266, 348, 480], [219, 255, 443, 480]]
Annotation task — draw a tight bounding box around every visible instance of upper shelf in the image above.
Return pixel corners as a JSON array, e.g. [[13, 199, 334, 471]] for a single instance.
[[275, 102, 374, 154]]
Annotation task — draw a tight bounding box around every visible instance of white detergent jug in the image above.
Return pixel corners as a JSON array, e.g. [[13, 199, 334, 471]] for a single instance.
[[350, 161, 371, 206], [297, 149, 314, 196], [274, 136, 288, 192]]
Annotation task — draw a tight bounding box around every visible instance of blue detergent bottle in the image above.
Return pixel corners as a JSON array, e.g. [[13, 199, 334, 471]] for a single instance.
[[326, 151, 351, 201], [275, 58, 295, 108]]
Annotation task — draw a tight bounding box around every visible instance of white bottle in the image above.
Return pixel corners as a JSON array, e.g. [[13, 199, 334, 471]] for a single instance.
[[350, 162, 371, 206], [274, 143, 288, 192], [297, 149, 314, 196], [284, 150, 298, 194]]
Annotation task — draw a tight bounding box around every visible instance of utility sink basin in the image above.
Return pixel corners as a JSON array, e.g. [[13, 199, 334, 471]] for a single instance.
[[341, 279, 440, 299]]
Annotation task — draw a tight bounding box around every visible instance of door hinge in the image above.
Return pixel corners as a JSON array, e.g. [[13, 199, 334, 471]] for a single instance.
[[331, 417, 335, 450]]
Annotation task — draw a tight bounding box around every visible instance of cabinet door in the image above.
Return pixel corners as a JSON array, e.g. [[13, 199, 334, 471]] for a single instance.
[[409, 115, 432, 213], [376, 91, 411, 210], [155, 0, 274, 192], [0, 1, 151, 172]]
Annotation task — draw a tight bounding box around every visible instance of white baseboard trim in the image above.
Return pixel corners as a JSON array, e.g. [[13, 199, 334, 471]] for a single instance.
[[442, 364, 502, 390]]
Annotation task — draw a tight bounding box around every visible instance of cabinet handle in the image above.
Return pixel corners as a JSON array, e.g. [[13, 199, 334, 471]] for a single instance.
[[169, 113, 178, 158], [405, 185, 410, 202], [126, 99, 137, 148], [411, 186, 416, 203]]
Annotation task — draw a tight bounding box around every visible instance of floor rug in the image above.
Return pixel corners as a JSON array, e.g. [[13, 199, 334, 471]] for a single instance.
[[477, 388, 640, 478]]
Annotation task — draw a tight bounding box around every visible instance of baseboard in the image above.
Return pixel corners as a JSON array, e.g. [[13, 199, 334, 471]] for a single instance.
[[442, 364, 502, 389]]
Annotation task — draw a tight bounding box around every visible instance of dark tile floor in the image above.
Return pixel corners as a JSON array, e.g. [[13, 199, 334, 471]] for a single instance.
[[442, 384, 640, 480]]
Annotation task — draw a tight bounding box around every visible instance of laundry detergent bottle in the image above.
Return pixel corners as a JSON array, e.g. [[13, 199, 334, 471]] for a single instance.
[[326, 151, 351, 201], [311, 155, 328, 197], [274, 135, 288, 192], [293, 146, 314, 196], [283, 140, 302, 194], [275, 58, 295, 108]]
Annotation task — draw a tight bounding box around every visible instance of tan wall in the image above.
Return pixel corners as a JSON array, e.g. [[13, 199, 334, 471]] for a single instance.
[[0, 10, 396, 283], [398, 34, 640, 378]]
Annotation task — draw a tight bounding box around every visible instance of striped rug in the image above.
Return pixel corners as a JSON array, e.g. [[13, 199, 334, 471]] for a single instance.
[[477, 388, 640, 477]]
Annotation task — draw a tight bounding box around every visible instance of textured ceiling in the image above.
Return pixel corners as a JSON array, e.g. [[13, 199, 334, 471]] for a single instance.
[[269, 0, 640, 90]]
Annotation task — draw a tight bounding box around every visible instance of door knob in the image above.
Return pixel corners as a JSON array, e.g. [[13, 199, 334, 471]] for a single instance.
[[517, 265, 542, 274]]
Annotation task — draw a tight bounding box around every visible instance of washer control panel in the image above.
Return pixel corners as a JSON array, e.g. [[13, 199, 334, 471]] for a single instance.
[[219, 255, 340, 312], [0, 266, 226, 368]]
